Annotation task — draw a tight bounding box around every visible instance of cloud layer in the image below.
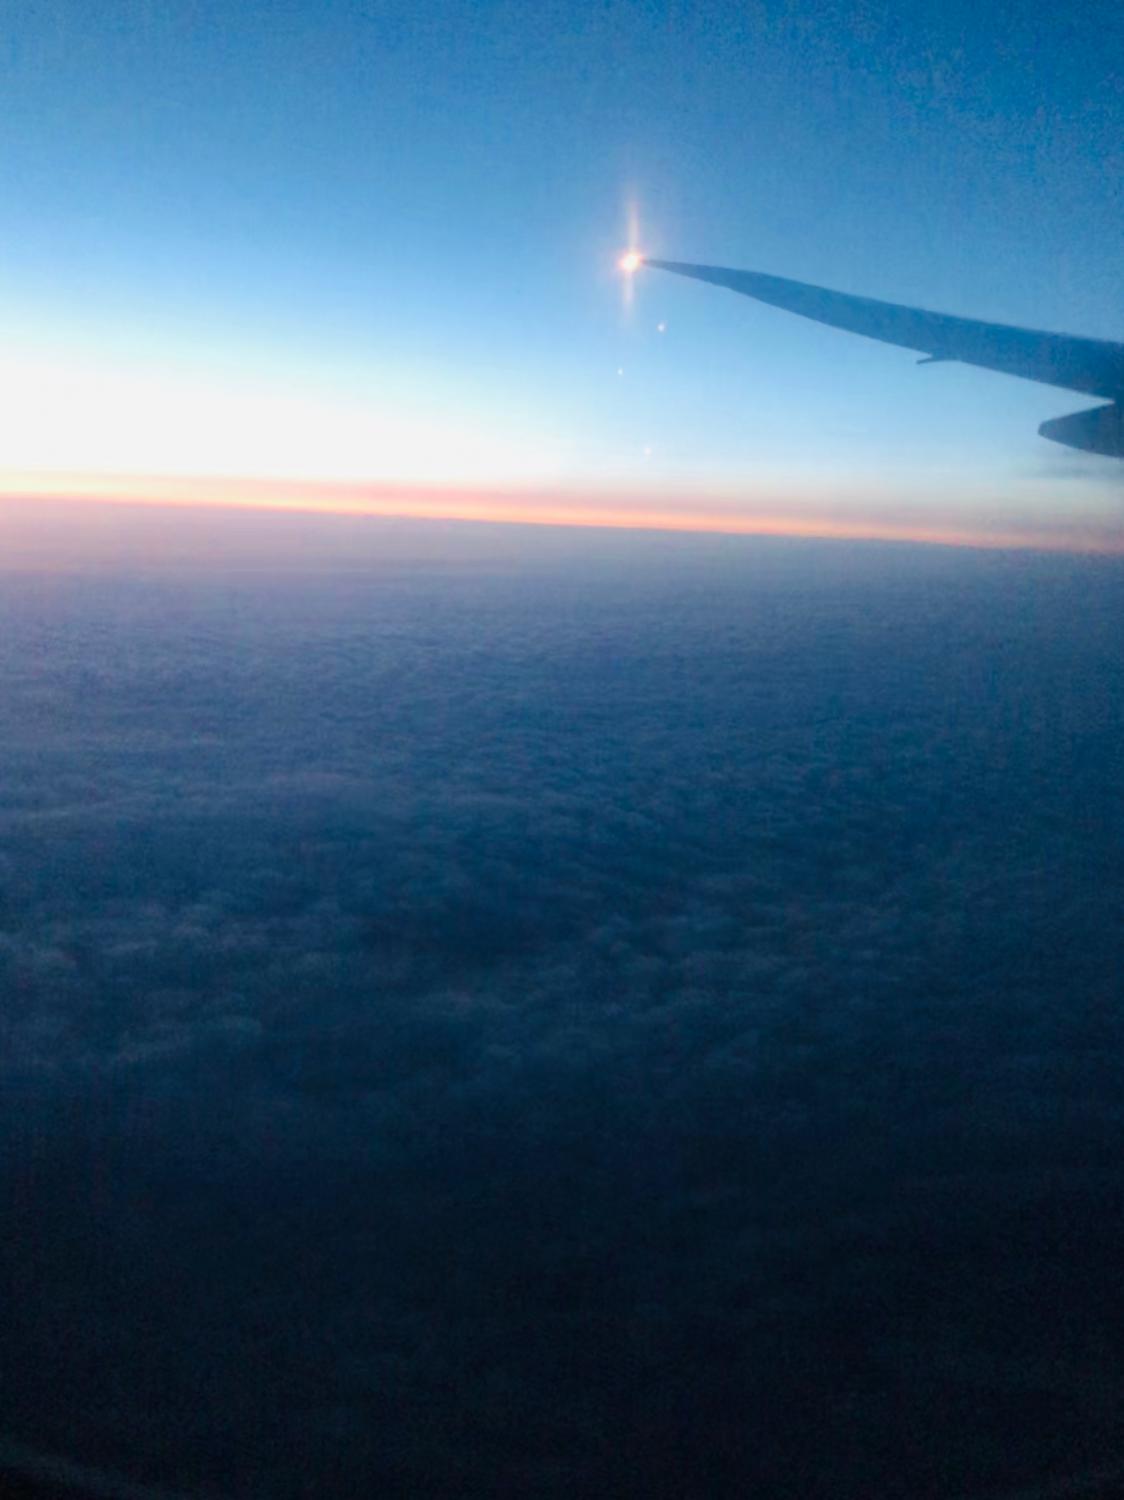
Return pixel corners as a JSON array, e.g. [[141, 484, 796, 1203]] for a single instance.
[[2, 529, 1123, 1497]]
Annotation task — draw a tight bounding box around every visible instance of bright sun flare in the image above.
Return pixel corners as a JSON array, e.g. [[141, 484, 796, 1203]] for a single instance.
[[619, 251, 643, 273]]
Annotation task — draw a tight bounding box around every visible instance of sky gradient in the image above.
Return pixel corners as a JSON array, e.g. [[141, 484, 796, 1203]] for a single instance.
[[2, 0, 1123, 546]]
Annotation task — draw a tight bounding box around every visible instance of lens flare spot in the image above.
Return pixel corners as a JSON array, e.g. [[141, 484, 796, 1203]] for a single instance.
[[619, 251, 643, 273]]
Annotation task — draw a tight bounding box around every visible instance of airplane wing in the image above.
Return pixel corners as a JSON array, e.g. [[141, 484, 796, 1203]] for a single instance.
[[644, 259, 1124, 457]]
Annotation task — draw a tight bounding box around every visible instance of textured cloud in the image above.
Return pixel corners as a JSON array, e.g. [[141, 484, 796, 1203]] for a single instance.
[[1, 527, 1123, 1497]]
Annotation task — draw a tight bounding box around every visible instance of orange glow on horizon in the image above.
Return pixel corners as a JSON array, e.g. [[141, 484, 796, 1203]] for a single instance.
[[0, 469, 1121, 556]]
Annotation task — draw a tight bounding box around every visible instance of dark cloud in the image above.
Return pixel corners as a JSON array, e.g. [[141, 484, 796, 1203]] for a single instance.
[[1, 532, 1123, 1498]]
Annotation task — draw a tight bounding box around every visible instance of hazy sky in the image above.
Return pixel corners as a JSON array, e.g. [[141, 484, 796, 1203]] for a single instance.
[[2, 0, 1122, 544]]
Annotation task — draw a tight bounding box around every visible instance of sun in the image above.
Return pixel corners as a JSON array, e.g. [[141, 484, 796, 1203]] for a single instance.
[[619, 251, 643, 273]]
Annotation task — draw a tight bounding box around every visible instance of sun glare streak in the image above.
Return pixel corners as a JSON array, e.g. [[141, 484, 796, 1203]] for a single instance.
[[626, 198, 640, 253], [620, 195, 644, 314]]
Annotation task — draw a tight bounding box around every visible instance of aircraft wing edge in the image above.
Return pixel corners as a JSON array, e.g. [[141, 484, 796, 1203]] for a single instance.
[[645, 259, 1124, 401]]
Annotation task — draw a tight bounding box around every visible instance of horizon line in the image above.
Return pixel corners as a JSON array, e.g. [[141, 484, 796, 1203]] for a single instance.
[[1, 470, 1121, 556]]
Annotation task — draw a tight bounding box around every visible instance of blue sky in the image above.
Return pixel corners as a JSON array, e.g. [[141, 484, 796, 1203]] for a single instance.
[[2, 0, 1122, 539]]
